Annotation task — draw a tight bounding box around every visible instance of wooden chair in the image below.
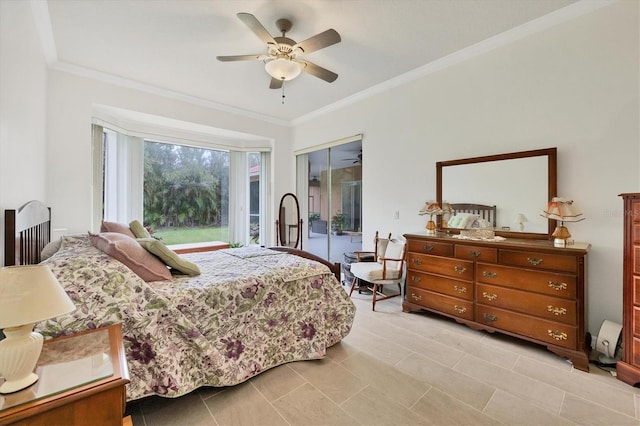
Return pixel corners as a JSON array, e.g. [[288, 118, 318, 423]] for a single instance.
[[349, 231, 407, 311]]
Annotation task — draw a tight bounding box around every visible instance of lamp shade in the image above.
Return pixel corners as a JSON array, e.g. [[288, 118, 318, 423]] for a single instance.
[[418, 201, 443, 216], [0, 265, 75, 329], [265, 58, 302, 81], [514, 213, 528, 224], [540, 197, 585, 223]]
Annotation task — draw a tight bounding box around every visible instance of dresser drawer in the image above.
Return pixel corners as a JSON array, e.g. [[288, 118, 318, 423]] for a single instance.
[[634, 306, 640, 336], [454, 245, 497, 263], [407, 240, 454, 256], [633, 224, 640, 244], [476, 263, 576, 298], [407, 253, 473, 280], [406, 287, 473, 320], [633, 247, 640, 275], [633, 200, 640, 223], [499, 250, 577, 273], [476, 305, 577, 349], [632, 337, 640, 366], [477, 284, 576, 325], [634, 276, 640, 305], [407, 270, 472, 300]]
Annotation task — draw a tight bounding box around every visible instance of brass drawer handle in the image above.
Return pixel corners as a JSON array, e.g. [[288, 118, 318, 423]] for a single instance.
[[482, 292, 497, 301], [527, 257, 544, 266], [470, 251, 481, 258], [424, 244, 434, 252], [412, 258, 423, 265], [454, 285, 467, 294], [483, 313, 497, 322], [482, 271, 497, 279], [548, 281, 567, 291], [411, 293, 422, 301], [454, 305, 467, 314], [454, 266, 467, 274], [547, 306, 567, 316], [547, 330, 568, 341], [411, 275, 422, 282]]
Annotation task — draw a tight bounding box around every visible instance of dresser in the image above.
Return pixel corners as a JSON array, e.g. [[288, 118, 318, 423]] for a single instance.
[[617, 193, 640, 386], [403, 232, 591, 371], [0, 324, 130, 425]]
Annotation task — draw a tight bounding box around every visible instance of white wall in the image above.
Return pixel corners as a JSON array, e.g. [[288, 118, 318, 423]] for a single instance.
[[0, 1, 49, 264], [45, 70, 293, 242], [292, 1, 639, 335]]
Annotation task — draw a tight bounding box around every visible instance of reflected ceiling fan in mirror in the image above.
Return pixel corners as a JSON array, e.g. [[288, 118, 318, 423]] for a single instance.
[[217, 13, 341, 103], [343, 150, 362, 165]]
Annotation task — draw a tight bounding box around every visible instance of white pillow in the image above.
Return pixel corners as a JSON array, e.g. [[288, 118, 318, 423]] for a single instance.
[[41, 238, 62, 261]]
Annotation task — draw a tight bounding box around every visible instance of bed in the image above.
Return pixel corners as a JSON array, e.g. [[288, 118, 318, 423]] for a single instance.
[[3, 201, 356, 401], [448, 203, 497, 228]]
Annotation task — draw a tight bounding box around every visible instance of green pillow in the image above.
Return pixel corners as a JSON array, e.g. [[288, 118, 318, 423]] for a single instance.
[[137, 238, 201, 276], [129, 220, 151, 238]]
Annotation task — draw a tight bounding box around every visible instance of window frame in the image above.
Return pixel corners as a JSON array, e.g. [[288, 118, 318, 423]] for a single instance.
[[92, 122, 271, 246]]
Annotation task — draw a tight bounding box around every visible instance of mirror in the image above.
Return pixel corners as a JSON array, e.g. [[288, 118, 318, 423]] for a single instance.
[[276, 193, 303, 249], [436, 148, 557, 239]]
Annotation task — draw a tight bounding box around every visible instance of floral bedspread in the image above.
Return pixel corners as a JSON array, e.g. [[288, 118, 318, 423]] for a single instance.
[[38, 235, 356, 401]]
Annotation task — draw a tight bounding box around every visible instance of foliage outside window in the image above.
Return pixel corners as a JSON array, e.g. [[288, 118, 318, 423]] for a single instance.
[[143, 141, 230, 245]]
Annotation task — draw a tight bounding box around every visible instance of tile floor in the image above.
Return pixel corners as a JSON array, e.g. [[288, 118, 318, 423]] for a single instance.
[[125, 290, 640, 425]]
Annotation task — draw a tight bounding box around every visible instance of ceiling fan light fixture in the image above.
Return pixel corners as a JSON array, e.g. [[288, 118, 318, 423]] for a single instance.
[[265, 58, 302, 81]]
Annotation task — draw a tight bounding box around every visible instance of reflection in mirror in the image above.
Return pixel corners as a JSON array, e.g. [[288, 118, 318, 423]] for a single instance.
[[437, 148, 557, 239], [276, 193, 302, 249]]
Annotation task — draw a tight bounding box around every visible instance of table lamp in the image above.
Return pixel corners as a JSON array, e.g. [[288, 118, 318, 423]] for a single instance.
[[419, 201, 443, 234], [540, 197, 585, 247], [514, 213, 528, 232], [0, 265, 75, 393], [440, 202, 453, 228]]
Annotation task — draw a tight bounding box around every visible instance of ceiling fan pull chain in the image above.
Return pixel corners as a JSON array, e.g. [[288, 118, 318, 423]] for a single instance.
[[281, 78, 286, 104]]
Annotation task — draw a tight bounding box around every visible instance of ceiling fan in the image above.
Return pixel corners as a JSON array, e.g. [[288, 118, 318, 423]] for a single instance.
[[217, 13, 341, 90], [343, 150, 362, 164]]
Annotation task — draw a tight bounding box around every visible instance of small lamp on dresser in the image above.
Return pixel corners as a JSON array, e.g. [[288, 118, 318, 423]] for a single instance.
[[0, 265, 76, 394], [540, 197, 585, 247], [419, 201, 443, 235], [440, 202, 453, 228], [514, 213, 528, 232]]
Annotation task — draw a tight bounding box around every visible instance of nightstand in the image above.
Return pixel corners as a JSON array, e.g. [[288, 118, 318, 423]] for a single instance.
[[0, 324, 130, 425]]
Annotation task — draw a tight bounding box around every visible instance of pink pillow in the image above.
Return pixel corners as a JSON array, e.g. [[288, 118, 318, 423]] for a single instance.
[[100, 221, 136, 239], [89, 232, 172, 282]]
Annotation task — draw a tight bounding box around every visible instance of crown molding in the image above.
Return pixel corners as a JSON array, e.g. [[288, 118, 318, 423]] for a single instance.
[[291, 0, 615, 126], [49, 61, 290, 127]]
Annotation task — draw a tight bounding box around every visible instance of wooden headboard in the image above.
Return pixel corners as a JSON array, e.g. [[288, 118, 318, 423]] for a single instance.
[[450, 203, 497, 228], [4, 200, 51, 266]]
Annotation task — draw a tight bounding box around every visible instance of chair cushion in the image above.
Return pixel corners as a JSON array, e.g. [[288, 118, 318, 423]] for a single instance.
[[351, 262, 402, 282], [376, 238, 390, 262], [383, 240, 405, 271]]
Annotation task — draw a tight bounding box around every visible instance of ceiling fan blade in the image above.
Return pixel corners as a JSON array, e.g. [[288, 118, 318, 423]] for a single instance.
[[269, 78, 283, 89], [237, 13, 278, 47], [297, 60, 338, 83], [216, 54, 268, 62], [293, 29, 341, 54]]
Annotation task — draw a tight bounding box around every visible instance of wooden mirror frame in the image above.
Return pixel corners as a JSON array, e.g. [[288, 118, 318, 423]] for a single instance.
[[436, 147, 557, 240], [276, 193, 303, 249]]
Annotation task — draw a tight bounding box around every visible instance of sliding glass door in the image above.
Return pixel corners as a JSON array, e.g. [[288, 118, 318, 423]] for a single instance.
[[297, 138, 362, 266]]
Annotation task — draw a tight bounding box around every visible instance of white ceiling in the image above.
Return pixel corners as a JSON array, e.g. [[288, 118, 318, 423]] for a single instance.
[[38, 0, 591, 125]]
